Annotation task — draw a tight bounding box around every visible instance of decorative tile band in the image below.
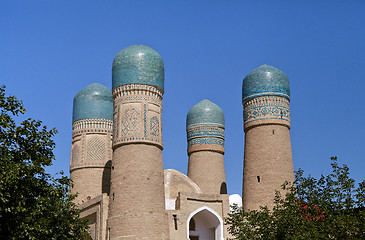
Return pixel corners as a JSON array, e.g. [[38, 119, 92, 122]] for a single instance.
[[112, 83, 163, 100], [72, 118, 113, 136], [188, 137, 224, 147], [187, 129, 224, 139], [71, 119, 112, 171], [112, 84, 163, 149], [243, 95, 290, 125], [187, 125, 225, 154], [187, 125, 225, 139], [113, 94, 161, 105]]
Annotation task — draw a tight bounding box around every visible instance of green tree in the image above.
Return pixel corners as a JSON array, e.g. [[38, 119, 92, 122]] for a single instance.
[[0, 86, 89, 239], [226, 157, 365, 240]]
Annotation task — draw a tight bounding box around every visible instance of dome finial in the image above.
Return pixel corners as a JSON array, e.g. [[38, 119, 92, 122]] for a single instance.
[[72, 83, 113, 122], [112, 45, 164, 90], [186, 99, 225, 128], [242, 65, 290, 102]]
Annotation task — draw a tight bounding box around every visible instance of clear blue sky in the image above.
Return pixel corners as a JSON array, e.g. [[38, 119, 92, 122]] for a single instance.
[[1, 1, 364, 196]]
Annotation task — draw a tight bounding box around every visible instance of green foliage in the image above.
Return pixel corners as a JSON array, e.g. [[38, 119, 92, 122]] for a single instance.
[[226, 157, 365, 240], [0, 86, 89, 239]]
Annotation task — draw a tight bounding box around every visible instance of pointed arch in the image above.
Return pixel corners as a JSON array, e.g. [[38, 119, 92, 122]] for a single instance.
[[186, 206, 224, 240]]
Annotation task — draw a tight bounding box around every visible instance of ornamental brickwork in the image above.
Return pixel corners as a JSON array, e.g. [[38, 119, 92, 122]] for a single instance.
[[112, 83, 163, 149], [71, 119, 112, 170], [187, 125, 225, 155], [70, 118, 113, 204], [243, 95, 290, 129]]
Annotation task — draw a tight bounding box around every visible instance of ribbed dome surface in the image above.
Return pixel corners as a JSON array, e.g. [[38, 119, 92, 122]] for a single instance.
[[72, 83, 113, 122], [242, 65, 290, 102], [112, 45, 164, 90], [186, 99, 225, 128]]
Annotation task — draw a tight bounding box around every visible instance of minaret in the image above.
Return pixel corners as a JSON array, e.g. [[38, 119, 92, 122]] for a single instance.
[[70, 83, 113, 204], [108, 45, 169, 239], [186, 99, 227, 194], [242, 65, 294, 211]]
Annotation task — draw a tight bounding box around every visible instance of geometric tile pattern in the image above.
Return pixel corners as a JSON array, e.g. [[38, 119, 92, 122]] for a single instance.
[[188, 137, 224, 147], [187, 125, 225, 152], [150, 116, 159, 136], [86, 136, 106, 162], [244, 95, 290, 124], [71, 143, 81, 165], [112, 83, 163, 148], [115, 105, 120, 139], [143, 105, 147, 137], [187, 129, 224, 139], [70, 118, 112, 170], [120, 108, 140, 136]]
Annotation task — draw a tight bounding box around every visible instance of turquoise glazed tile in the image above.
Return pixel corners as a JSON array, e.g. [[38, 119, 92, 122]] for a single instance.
[[242, 65, 290, 102], [186, 99, 225, 128], [73, 83, 113, 122], [112, 45, 164, 90]]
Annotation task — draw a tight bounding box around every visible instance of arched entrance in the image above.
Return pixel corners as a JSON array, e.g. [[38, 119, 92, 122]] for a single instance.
[[187, 206, 223, 240]]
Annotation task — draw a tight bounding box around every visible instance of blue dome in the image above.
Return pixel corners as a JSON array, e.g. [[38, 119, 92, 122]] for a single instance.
[[242, 65, 290, 102], [186, 100, 225, 128], [112, 45, 164, 90], [73, 83, 113, 122]]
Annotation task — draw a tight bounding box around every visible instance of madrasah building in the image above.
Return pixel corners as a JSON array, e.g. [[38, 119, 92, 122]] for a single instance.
[[69, 45, 294, 240]]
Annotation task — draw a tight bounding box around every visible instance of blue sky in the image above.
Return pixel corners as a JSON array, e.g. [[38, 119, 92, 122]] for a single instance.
[[1, 1, 364, 196]]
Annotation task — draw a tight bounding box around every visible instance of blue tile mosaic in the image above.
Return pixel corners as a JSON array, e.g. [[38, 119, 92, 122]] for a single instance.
[[187, 129, 224, 139], [244, 96, 290, 124], [112, 45, 164, 90], [242, 65, 290, 102], [188, 137, 224, 147], [186, 99, 225, 128], [73, 83, 113, 122]]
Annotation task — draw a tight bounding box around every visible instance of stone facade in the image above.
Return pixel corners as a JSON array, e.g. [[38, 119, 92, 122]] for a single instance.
[[69, 47, 295, 240]]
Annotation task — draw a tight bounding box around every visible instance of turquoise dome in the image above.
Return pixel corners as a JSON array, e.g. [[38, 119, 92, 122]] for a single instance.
[[186, 100, 225, 128], [242, 65, 290, 102], [112, 45, 164, 90], [73, 83, 113, 122]]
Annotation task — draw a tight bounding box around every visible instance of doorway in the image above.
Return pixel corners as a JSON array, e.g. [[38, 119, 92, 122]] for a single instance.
[[187, 207, 223, 240]]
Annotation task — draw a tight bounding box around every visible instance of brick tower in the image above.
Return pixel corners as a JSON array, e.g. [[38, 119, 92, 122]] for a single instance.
[[242, 65, 294, 210], [186, 99, 227, 194], [108, 45, 169, 239], [70, 83, 113, 204]]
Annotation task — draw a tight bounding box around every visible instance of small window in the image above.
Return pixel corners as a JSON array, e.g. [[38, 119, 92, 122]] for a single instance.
[[220, 182, 227, 194], [173, 214, 178, 230], [257, 176, 261, 183]]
